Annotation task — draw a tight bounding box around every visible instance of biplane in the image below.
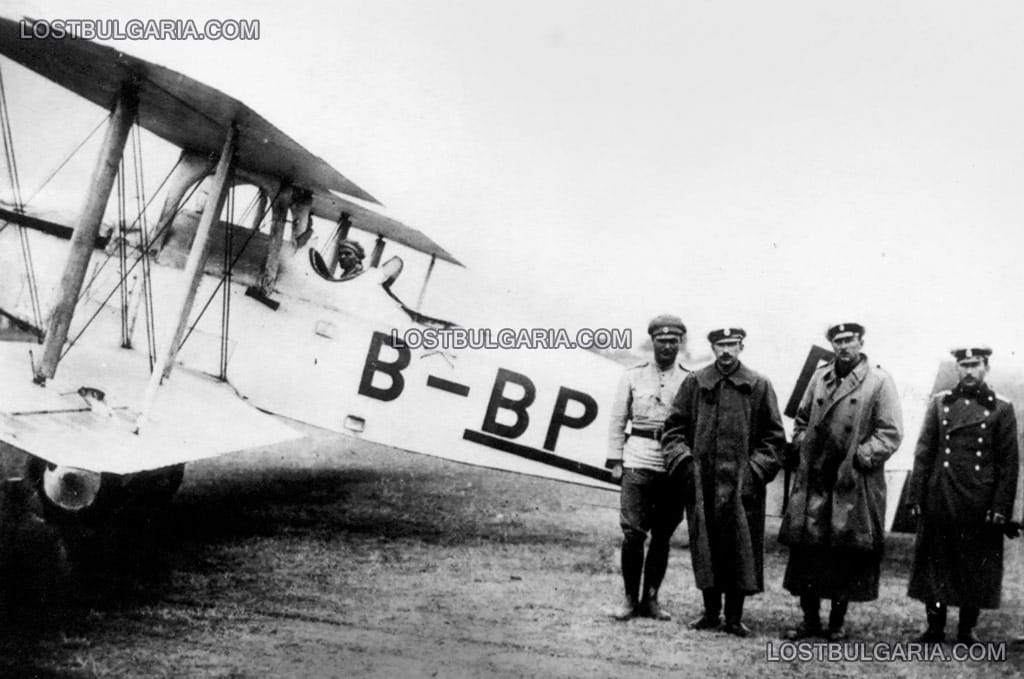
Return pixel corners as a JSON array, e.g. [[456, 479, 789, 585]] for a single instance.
[[0, 16, 1018, 576], [0, 16, 624, 551]]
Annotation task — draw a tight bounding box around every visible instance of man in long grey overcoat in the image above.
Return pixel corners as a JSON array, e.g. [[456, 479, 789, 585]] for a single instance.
[[907, 346, 1019, 644], [779, 322, 902, 641], [662, 327, 786, 636]]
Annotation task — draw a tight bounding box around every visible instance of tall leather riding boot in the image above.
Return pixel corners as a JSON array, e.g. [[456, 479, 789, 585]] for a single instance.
[[827, 599, 849, 641], [915, 602, 946, 643], [690, 588, 722, 629], [723, 592, 749, 637], [640, 538, 671, 620], [784, 595, 822, 639], [612, 539, 643, 620], [957, 606, 981, 644]]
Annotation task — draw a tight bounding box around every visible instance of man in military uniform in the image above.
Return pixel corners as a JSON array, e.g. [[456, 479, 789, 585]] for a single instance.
[[662, 328, 786, 636], [907, 346, 1019, 644], [606, 314, 689, 621], [779, 323, 902, 641]]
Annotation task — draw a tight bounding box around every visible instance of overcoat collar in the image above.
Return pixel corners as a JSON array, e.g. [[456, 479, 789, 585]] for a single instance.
[[819, 355, 869, 414], [695, 361, 755, 393], [943, 382, 996, 406]]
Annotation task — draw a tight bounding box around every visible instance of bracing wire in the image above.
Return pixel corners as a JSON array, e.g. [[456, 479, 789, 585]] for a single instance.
[[0, 63, 43, 331]]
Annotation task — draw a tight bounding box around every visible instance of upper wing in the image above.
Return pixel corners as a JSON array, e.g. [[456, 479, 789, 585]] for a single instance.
[[311, 192, 462, 266], [0, 340, 301, 474], [0, 16, 377, 205]]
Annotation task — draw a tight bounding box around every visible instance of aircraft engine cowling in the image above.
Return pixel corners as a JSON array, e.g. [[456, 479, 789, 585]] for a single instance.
[[41, 465, 102, 512]]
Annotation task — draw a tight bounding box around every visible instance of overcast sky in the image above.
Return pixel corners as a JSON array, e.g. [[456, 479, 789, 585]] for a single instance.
[[4, 0, 1024, 383]]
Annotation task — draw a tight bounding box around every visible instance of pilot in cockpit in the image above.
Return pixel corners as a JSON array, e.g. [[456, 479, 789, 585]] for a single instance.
[[336, 239, 366, 280]]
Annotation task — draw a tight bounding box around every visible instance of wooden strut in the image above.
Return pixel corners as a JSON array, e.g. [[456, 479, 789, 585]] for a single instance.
[[35, 85, 138, 383], [321, 212, 353, 275], [417, 254, 437, 312], [369, 235, 385, 268], [136, 127, 236, 432]]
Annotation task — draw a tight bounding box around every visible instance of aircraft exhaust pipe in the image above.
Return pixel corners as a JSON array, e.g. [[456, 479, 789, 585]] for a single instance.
[[41, 465, 102, 512]]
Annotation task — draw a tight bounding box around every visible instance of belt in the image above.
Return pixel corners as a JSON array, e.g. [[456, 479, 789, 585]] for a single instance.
[[629, 428, 661, 442]]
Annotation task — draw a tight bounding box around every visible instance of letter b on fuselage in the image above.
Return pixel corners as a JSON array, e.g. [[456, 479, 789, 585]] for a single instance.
[[359, 331, 411, 402]]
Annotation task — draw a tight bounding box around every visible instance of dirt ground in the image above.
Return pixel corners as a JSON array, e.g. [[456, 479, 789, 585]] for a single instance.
[[2, 432, 1024, 678]]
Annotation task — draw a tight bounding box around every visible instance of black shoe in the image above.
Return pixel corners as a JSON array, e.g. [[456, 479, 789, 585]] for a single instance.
[[913, 630, 945, 644], [723, 621, 751, 637], [690, 614, 722, 630], [640, 598, 672, 621], [611, 595, 638, 621], [782, 621, 824, 640]]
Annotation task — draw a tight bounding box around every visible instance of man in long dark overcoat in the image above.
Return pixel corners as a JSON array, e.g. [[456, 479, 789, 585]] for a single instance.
[[662, 327, 786, 636], [907, 346, 1019, 644], [778, 322, 902, 641]]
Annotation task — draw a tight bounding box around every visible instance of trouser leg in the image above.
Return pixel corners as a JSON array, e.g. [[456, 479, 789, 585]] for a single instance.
[[611, 530, 644, 620], [724, 591, 745, 624], [783, 594, 822, 639], [614, 469, 647, 620], [802, 595, 822, 629], [958, 606, 981, 643], [828, 599, 848, 630], [916, 601, 947, 643], [703, 588, 722, 618], [827, 598, 849, 640], [640, 531, 672, 620], [723, 591, 750, 637], [620, 530, 644, 599], [642, 533, 670, 594]]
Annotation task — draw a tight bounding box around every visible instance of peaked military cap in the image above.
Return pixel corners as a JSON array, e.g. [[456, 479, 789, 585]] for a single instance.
[[647, 314, 687, 338], [826, 322, 865, 341], [707, 327, 746, 344], [951, 346, 992, 363]]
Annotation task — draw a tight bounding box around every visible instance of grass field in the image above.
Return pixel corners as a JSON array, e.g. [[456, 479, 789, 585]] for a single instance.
[[1, 431, 1022, 678]]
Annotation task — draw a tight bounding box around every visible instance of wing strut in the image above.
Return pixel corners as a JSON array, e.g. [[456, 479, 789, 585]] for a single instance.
[[369, 235, 385, 267], [34, 85, 138, 383], [416, 253, 437, 311], [136, 126, 236, 431]]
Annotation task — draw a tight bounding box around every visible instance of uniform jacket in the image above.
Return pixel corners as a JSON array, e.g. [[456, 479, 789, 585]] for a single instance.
[[661, 362, 786, 593], [907, 382, 1020, 608], [607, 361, 688, 471], [779, 357, 902, 553]]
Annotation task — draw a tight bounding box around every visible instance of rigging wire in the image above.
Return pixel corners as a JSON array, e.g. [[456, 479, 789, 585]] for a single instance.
[[75, 155, 182, 305], [219, 181, 235, 379], [0, 63, 43, 331], [131, 124, 158, 369], [177, 189, 259, 352], [59, 174, 201, 361], [22, 115, 107, 208], [117, 154, 129, 347]]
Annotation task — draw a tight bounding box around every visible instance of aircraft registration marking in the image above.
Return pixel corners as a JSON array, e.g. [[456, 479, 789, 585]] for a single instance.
[[426, 375, 470, 397], [462, 429, 613, 483], [359, 331, 611, 483]]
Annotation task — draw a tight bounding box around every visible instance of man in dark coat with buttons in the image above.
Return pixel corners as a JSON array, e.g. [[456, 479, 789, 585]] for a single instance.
[[907, 346, 1020, 644], [662, 327, 786, 636], [779, 323, 902, 641]]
